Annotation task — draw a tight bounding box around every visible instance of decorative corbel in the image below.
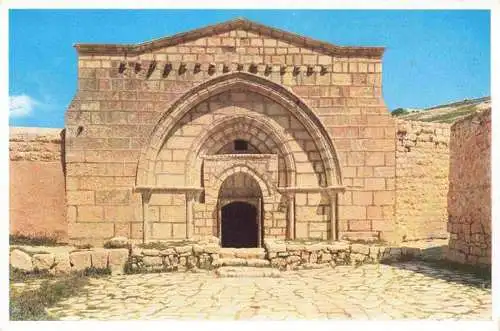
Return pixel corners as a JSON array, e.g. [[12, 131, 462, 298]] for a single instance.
[[162, 63, 172, 77], [249, 63, 258, 74], [280, 65, 287, 75], [264, 64, 272, 76], [293, 66, 300, 76], [208, 63, 216, 75], [178, 63, 187, 75], [134, 62, 142, 74], [118, 62, 126, 74], [306, 65, 314, 76], [146, 60, 157, 79]]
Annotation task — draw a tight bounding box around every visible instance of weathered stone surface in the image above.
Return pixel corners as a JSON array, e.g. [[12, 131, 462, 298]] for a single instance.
[[264, 240, 286, 253], [220, 258, 247, 266], [32, 253, 55, 271], [396, 119, 451, 242], [141, 249, 160, 256], [159, 248, 175, 255], [286, 244, 305, 251], [10, 249, 33, 272], [351, 244, 370, 255], [70, 251, 92, 271], [143, 256, 163, 266], [246, 258, 271, 267], [91, 249, 109, 269], [447, 109, 491, 266], [219, 248, 236, 258], [108, 249, 129, 275], [326, 241, 350, 252], [192, 244, 204, 254], [234, 248, 265, 259], [174, 245, 193, 254], [216, 266, 280, 278], [52, 253, 71, 274], [203, 244, 220, 254], [104, 236, 130, 248]]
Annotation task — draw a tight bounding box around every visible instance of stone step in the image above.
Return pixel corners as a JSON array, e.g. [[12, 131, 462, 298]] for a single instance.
[[216, 258, 271, 267], [219, 247, 266, 259], [216, 266, 281, 278]]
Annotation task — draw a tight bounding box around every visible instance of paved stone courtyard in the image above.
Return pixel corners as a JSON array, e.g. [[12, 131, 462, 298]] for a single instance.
[[37, 261, 490, 320]]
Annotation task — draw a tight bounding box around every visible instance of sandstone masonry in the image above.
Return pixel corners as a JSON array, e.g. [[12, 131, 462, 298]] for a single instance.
[[447, 109, 491, 266], [9, 127, 67, 241], [395, 120, 451, 241], [65, 18, 396, 246]]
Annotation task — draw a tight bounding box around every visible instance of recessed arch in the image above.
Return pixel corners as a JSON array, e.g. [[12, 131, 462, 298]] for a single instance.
[[136, 71, 342, 188], [185, 114, 297, 187], [213, 164, 272, 198]]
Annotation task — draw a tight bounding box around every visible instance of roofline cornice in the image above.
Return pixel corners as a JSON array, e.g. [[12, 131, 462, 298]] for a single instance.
[[74, 18, 385, 58]]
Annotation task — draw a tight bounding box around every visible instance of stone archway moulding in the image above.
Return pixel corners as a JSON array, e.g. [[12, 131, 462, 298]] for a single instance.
[[185, 114, 297, 187], [213, 163, 271, 199], [135, 72, 343, 189]]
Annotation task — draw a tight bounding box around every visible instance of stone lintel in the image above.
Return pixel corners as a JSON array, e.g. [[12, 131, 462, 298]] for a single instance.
[[134, 186, 204, 193], [277, 186, 345, 194]]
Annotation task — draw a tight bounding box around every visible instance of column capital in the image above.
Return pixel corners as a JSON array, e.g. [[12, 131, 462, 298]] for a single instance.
[[185, 190, 202, 201]]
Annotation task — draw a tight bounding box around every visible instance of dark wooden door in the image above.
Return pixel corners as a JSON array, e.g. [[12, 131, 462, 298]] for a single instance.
[[221, 201, 258, 248]]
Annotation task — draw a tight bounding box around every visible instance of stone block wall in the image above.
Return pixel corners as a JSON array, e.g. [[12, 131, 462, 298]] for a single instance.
[[66, 20, 396, 244], [9, 127, 67, 241], [447, 109, 491, 266], [395, 120, 451, 241]]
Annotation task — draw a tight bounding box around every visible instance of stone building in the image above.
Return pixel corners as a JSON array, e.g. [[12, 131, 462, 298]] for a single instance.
[[64, 18, 397, 247]]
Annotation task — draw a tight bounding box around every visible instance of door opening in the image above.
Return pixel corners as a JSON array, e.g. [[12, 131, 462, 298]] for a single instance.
[[221, 201, 258, 248]]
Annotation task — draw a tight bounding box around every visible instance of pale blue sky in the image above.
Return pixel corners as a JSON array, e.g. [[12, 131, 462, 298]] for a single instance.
[[9, 9, 490, 128]]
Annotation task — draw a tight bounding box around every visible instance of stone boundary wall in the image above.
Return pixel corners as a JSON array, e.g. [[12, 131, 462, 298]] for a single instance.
[[10, 238, 423, 276], [395, 120, 450, 241], [9, 127, 68, 241], [447, 109, 491, 266], [10, 246, 128, 276]]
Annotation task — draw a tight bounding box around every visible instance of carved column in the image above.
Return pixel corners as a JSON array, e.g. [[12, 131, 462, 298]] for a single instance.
[[286, 192, 296, 240], [327, 190, 338, 241], [185, 190, 201, 239], [141, 189, 152, 244]]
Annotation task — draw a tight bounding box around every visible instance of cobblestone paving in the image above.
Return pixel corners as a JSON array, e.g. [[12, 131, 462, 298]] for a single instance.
[[43, 262, 491, 320]]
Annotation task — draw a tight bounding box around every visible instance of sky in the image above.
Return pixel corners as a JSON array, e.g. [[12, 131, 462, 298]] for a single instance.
[[9, 9, 491, 128]]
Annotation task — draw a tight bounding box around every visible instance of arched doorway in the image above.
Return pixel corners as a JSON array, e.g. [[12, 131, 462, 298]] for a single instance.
[[218, 171, 263, 248], [221, 202, 258, 248]]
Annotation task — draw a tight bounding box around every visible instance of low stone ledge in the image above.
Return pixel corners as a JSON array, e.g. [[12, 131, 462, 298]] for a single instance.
[[10, 239, 435, 277], [263, 239, 424, 271]]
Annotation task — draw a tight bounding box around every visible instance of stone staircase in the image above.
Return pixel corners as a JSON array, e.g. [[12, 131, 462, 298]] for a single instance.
[[214, 247, 280, 277]]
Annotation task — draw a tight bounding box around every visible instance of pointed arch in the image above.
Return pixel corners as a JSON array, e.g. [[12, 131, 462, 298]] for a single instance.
[[135, 71, 342, 188]]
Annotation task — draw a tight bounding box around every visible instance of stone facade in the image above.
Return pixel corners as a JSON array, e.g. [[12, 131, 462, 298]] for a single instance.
[[447, 109, 491, 266], [9, 127, 67, 241], [65, 18, 396, 246], [395, 120, 451, 241]]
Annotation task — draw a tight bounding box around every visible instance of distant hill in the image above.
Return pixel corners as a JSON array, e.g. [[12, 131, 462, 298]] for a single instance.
[[391, 96, 491, 123]]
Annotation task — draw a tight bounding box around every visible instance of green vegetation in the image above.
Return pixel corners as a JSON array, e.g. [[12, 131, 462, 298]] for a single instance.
[[10, 275, 88, 320], [420, 105, 477, 123], [138, 240, 197, 250], [346, 238, 388, 246], [391, 108, 409, 117], [75, 243, 93, 249], [10, 268, 111, 320], [10, 234, 65, 247]]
